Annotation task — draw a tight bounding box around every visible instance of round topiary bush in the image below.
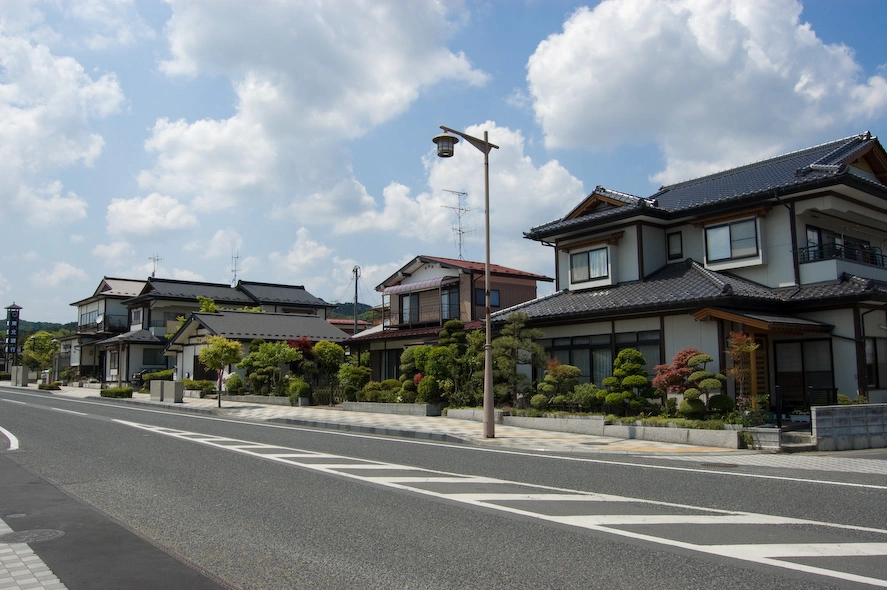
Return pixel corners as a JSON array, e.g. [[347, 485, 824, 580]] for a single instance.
[[530, 393, 549, 409], [381, 378, 401, 391], [708, 394, 735, 414], [678, 398, 706, 419], [225, 373, 244, 393]]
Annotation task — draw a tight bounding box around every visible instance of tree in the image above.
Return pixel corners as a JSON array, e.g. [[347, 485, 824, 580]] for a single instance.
[[602, 348, 656, 415], [652, 348, 703, 405], [725, 331, 760, 408], [491, 312, 546, 406], [22, 331, 56, 371], [197, 336, 243, 407], [537, 359, 582, 399], [196, 296, 217, 313], [313, 340, 344, 383], [238, 341, 302, 395]]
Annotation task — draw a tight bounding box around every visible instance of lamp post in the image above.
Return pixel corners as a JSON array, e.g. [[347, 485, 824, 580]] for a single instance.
[[51, 338, 59, 384], [433, 125, 499, 438], [116, 334, 125, 388]]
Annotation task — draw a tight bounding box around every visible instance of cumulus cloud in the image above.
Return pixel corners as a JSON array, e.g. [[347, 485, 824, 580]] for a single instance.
[[527, 0, 887, 184], [139, 1, 488, 217], [31, 262, 88, 287], [92, 241, 134, 264], [106, 193, 199, 237], [0, 22, 123, 226], [269, 228, 334, 276], [206, 229, 244, 260], [65, 0, 156, 50]]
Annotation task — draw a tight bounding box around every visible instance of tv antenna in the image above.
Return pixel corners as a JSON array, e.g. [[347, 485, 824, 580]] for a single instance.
[[148, 253, 163, 278], [231, 250, 241, 285], [442, 190, 473, 259]]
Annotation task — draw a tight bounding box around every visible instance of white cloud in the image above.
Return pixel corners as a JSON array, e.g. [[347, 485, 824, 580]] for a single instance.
[[269, 228, 334, 276], [20, 181, 88, 225], [139, 1, 488, 218], [206, 229, 244, 260], [106, 193, 199, 237], [66, 0, 156, 50], [31, 262, 88, 287], [92, 241, 134, 263], [171, 268, 204, 282], [526, 0, 887, 184]]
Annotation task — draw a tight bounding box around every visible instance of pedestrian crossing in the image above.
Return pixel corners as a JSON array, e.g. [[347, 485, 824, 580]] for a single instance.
[[117, 419, 887, 587]]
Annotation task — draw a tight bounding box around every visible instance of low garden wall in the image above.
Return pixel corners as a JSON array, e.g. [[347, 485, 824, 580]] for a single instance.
[[342, 401, 443, 416], [813, 403, 887, 451], [447, 410, 741, 449], [223, 394, 290, 405]]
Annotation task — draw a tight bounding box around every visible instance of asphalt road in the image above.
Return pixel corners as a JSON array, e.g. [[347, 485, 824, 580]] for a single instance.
[[2, 388, 887, 589]]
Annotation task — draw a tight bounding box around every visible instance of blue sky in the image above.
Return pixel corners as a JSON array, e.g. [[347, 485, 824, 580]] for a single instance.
[[3, 0, 887, 323]]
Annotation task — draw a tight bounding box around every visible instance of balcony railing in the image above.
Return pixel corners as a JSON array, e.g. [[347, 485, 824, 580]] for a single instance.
[[797, 243, 885, 267], [77, 314, 129, 334], [383, 303, 461, 329]]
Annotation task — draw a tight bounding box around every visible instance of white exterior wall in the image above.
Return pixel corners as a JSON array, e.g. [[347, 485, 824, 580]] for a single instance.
[[615, 226, 639, 282], [402, 264, 459, 284], [662, 314, 720, 364]]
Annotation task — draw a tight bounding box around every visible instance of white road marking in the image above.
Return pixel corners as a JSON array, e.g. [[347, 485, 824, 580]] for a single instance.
[[51, 407, 87, 416], [116, 419, 887, 588], [0, 425, 20, 451]]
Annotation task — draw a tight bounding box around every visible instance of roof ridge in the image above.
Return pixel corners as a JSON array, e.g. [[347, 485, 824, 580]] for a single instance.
[[655, 132, 870, 194]]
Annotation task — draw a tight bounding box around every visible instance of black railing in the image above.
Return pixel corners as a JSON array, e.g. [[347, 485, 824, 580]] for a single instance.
[[383, 303, 461, 328], [797, 243, 885, 267]]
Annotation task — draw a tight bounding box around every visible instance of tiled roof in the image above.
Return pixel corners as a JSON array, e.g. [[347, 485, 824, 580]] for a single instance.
[[96, 329, 163, 347], [236, 281, 333, 308], [187, 311, 350, 342], [418, 255, 553, 281], [526, 132, 884, 240], [129, 278, 254, 305], [346, 320, 483, 343], [492, 261, 887, 324]]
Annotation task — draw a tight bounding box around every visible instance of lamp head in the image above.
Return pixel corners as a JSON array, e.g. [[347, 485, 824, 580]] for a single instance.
[[433, 132, 458, 158]]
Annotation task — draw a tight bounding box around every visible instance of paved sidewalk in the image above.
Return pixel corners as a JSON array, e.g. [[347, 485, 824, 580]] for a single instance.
[[52, 385, 741, 456]]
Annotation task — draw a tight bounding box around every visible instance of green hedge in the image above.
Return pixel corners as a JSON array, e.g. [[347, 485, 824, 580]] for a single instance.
[[100, 386, 133, 398], [183, 379, 216, 393]]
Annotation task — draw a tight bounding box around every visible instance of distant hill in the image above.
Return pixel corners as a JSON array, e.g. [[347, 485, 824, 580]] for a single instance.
[[329, 302, 374, 322], [20, 320, 77, 334]]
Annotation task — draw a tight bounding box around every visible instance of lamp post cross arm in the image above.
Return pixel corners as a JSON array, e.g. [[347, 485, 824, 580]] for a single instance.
[[439, 125, 499, 154]]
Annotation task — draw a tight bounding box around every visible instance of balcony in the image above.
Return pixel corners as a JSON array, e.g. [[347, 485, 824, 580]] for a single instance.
[[798, 243, 884, 267], [77, 313, 129, 335], [383, 302, 461, 329]]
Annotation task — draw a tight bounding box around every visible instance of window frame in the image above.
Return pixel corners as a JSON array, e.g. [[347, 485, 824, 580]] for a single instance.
[[667, 232, 683, 260], [570, 247, 609, 284], [705, 218, 759, 263], [474, 288, 500, 307]]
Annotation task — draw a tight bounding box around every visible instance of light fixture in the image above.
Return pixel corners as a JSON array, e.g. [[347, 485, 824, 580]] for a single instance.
[[433, 132, 458, 158]]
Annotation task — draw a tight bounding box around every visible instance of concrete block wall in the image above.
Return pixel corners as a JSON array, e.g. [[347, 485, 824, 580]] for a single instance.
[[813, 404, 887, 451]]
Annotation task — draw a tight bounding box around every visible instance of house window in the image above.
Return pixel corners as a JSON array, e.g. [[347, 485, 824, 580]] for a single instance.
[[130, 308, 143, 326], [774, 340, 834, 411], [667, 232, 683, 260], [142, 348, 165, 366], [400, 293, 419, 324], [705, 218, 757, 262], [865, 338, 887, 389], [474, 289, 500, 307], [570, 248, 608, 283], [441, 288, 459, 320], [109, 350, 119, 370], [541, 331, 659, 387]]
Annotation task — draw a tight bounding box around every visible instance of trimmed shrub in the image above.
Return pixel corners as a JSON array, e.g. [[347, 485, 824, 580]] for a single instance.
[[344, 385, 358, 402], [143, 369, 174, 382], [399, 385, 418, 403], [100, 386, 133, 398], [364, 381, 382, 391], [380, 378, 401, 391], [837, 393, 852, 405], [225, 373, 244, 393], [183, 379, 216, 394], [416, 376, 441, 404], [530, 393, 549, 409], [678, 398, 705, 419], [377, 389, 398, 403], [708, 394, 735, 414], [38, 382, 61, 390], [288, 378, 312, 400], [0, 371, 11, 381], [551, 395, 568, 407]]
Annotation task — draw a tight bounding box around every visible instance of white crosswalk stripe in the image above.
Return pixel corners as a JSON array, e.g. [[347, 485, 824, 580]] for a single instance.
[[117, 419, 887, 587]]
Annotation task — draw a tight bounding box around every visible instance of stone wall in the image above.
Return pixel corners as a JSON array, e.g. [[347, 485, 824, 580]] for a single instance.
[[813, 404, 887, 451]]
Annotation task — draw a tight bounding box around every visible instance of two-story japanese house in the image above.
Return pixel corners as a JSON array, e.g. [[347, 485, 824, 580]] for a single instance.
[[498, 131, 887, 410]]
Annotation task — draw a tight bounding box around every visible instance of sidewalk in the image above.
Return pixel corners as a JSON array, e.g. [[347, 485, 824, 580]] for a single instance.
[[52, 385, 743, 456]]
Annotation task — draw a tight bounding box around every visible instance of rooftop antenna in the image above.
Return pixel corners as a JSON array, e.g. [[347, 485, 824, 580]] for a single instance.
[[148, 253, 163, 278], [231, 249, 240, 285], [442, 189, 473, 259]]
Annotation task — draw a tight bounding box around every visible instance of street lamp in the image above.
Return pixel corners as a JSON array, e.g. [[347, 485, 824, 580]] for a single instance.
[[51, 338, 59, 384], [116, 334, 125, 388], [433, 125, 499, 438]]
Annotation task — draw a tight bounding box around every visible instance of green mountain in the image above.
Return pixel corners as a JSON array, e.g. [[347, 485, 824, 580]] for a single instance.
[[329, 302, 374, 321]]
